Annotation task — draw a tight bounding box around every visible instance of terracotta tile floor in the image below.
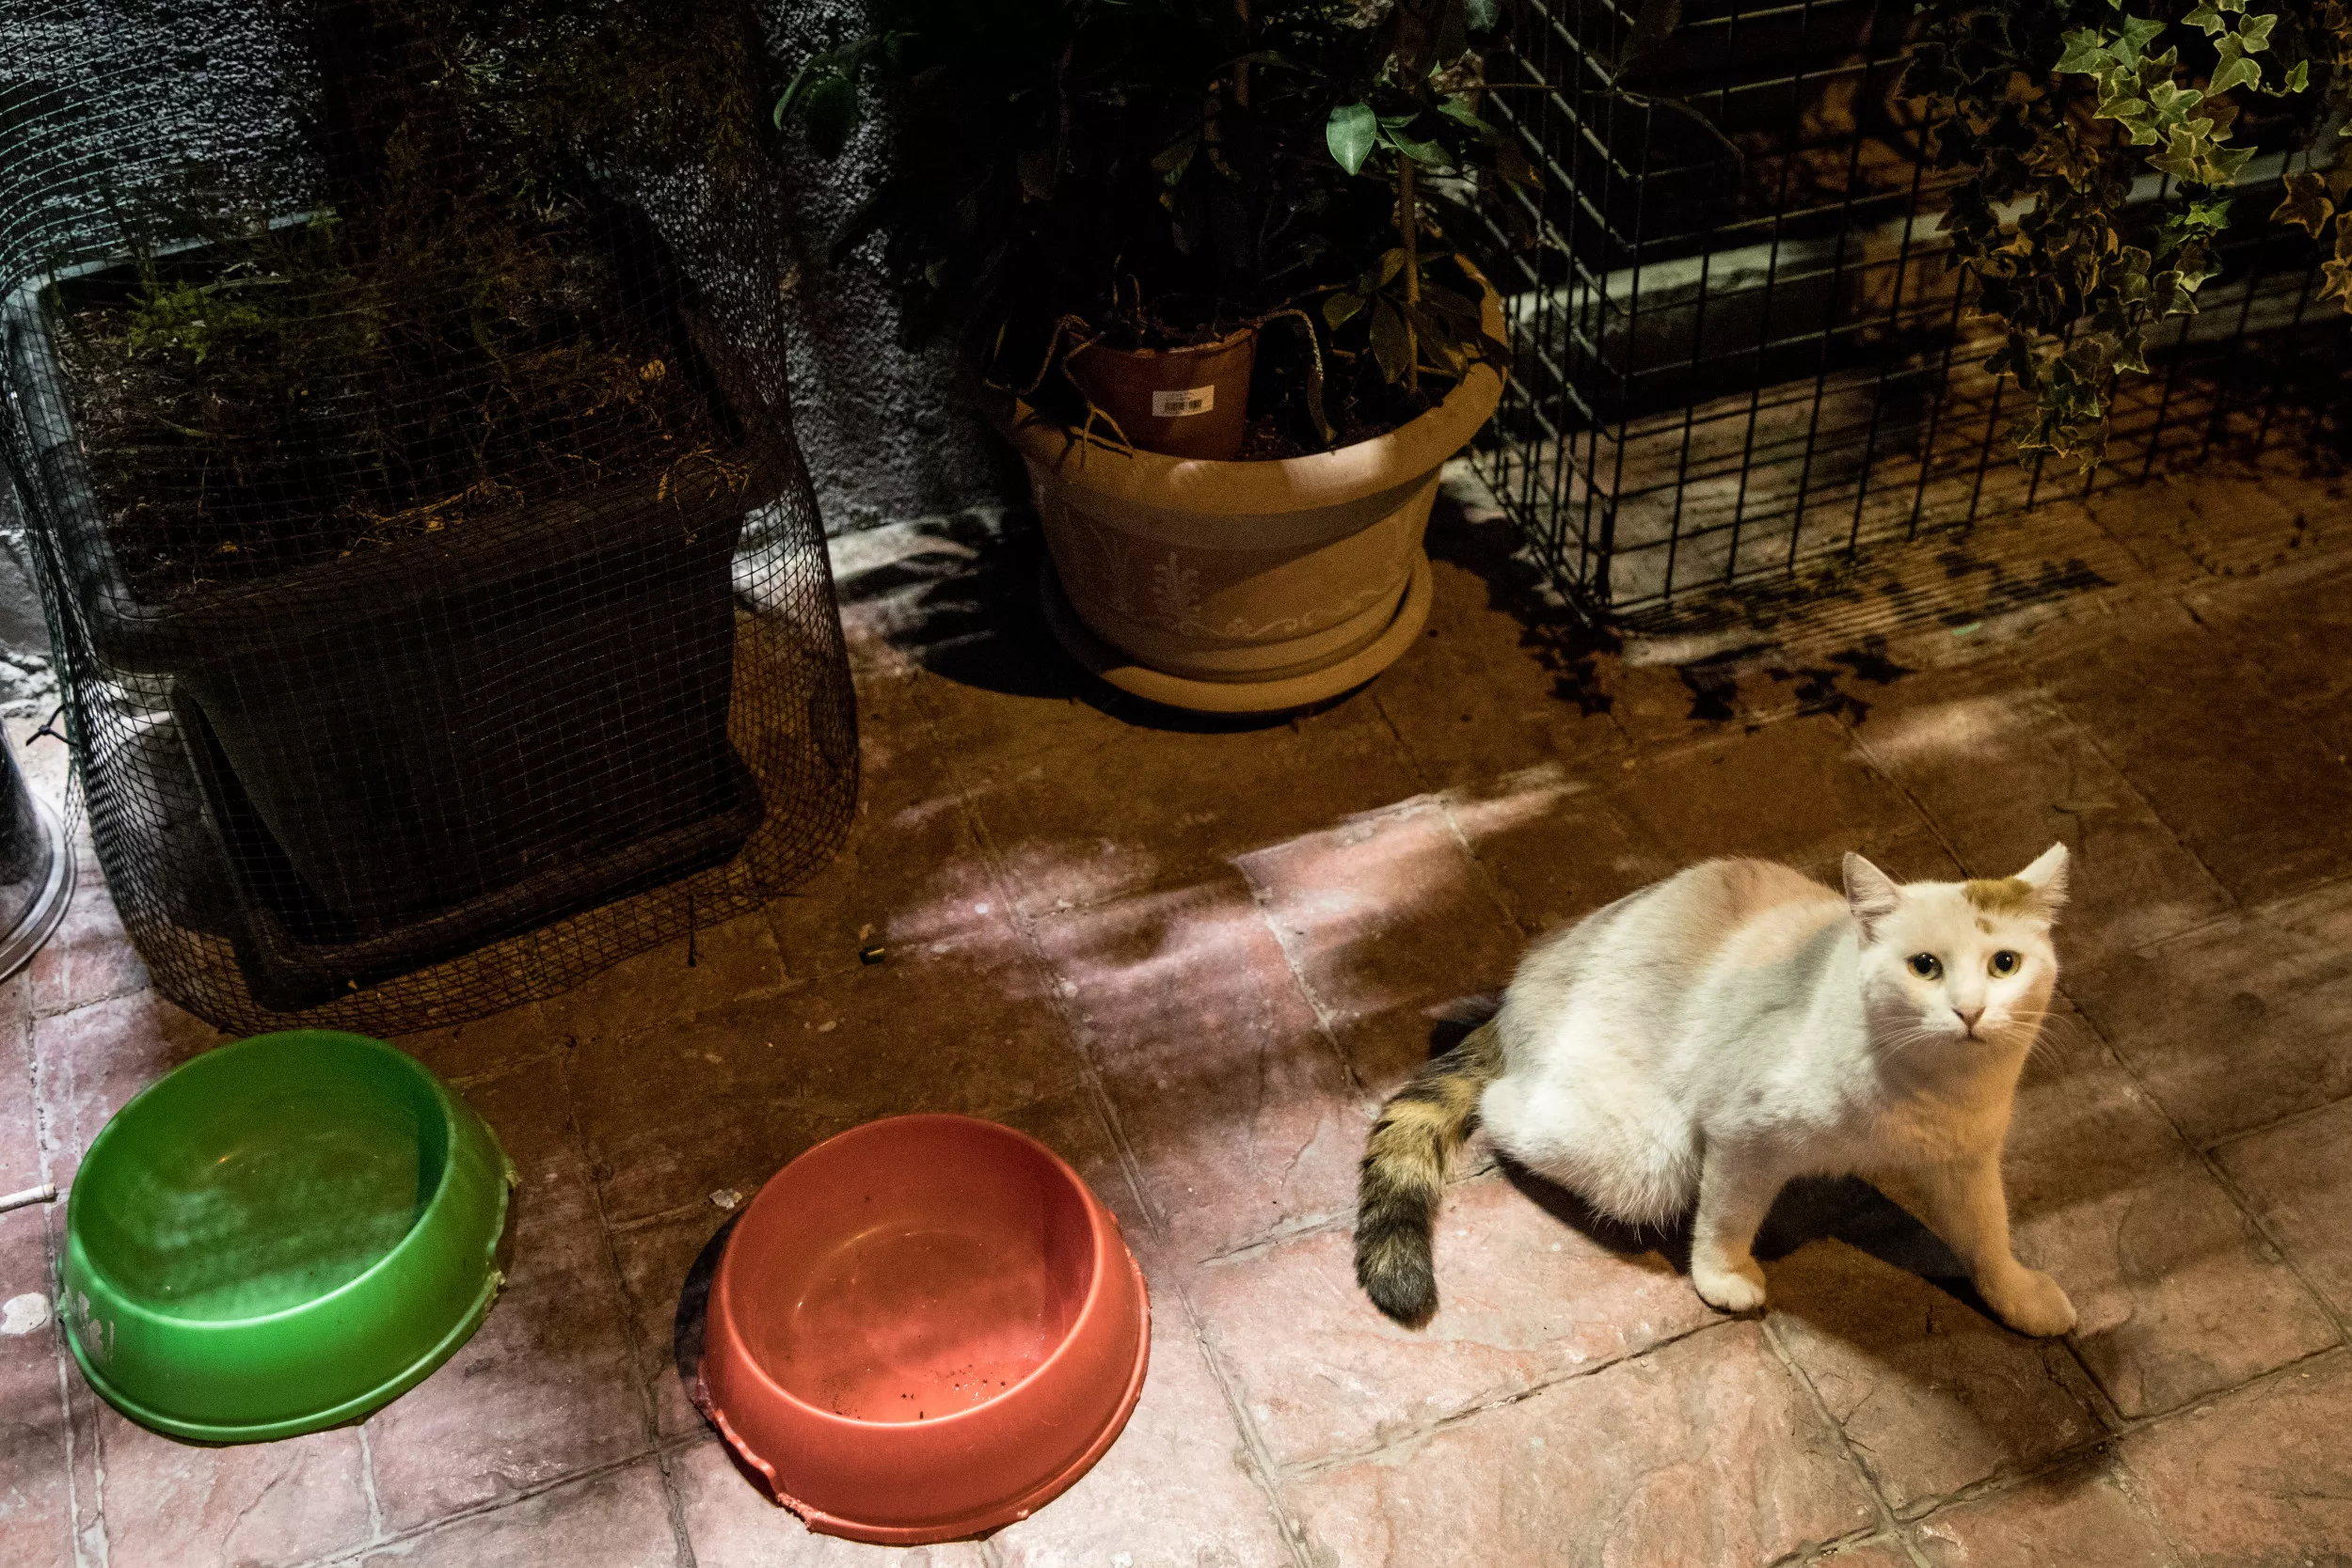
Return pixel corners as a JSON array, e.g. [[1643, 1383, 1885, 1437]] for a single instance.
[[5, 460, 2352, 1567]]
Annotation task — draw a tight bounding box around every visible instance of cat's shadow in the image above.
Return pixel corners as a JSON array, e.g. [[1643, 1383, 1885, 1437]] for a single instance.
[[1430, 1006, 1995, 1320]]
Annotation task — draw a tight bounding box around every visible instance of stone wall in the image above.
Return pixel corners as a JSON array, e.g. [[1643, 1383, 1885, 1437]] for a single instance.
[[0, 0, 1013, 672], [765, 0, 1018, 534]]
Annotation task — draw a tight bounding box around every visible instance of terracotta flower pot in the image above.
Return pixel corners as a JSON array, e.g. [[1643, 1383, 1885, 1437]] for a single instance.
[[1063, 328, 1257, 461], [1000, 278, 1504, 714]]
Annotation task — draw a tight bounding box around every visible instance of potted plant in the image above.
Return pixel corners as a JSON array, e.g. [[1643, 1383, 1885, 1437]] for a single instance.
[[1, 0, 788, 1009], [1909, 0, 2352, 469], [781, 0, 1535, 711]]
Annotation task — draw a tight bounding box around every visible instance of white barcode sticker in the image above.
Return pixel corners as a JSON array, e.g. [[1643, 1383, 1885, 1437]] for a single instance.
[[1151, 386, 1216, 418]]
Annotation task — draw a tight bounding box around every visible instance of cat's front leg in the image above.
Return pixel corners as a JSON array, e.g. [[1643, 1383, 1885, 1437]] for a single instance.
[[1690, 1148, 1783, 1314], [1880, 1152, 2075, 1338]]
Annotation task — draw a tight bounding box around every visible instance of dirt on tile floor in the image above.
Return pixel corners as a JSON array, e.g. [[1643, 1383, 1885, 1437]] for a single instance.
[[5, 456, 2352, 1567]]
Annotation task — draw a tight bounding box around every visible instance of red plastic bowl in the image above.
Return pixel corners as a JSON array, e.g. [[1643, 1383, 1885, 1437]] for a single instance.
[[700, 1114, 1150, 1544]]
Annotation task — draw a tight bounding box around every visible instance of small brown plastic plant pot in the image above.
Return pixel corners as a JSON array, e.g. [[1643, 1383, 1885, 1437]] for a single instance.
[[1063, 327, 1257, 460], [698, 1114, 1151, 1544]]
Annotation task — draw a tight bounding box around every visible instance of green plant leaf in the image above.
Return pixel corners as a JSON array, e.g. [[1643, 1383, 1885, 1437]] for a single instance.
[[2185, 1, 2228, 35], [800, 75, 861, 158], [1368, 297, 1413, 382], [2112, 14, 2167, 66], [1324, 291, 1366, 329], [1382, 126, 1453, 166], [2236, 11, 2276, 51], [2055, 28, 2111, 75], [2273, 171, 2332, 234], [2209, 48, 2260, 96], [1466, 0, 1502, 30], [1327, 103, 1379, 174], [1438, 95, 1494, 135], [2208, 143, 2256, 182]]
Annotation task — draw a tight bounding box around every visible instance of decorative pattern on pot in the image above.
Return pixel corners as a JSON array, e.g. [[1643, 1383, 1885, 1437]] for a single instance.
[[995, 268, 1507, 707], [1038, 501, 1408, 647]]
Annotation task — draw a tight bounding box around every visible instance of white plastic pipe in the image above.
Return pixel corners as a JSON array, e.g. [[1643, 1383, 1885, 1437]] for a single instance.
[[0, 1183, 57, 1214]]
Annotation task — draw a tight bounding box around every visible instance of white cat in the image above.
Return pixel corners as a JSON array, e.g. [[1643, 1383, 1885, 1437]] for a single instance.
[[1356, 847, 2076, 1337]]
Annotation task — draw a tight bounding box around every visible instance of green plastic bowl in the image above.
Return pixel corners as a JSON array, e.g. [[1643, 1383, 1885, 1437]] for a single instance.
[[59, 1030, 516, 1443]]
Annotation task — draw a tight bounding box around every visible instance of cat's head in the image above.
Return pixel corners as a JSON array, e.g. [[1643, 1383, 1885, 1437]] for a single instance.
[[1843, 845, 2068, 1056]]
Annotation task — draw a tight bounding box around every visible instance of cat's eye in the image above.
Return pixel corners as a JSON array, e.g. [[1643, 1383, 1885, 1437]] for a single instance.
[[1907, 953, 1942, 980], [1990, 950, 2021, 976]]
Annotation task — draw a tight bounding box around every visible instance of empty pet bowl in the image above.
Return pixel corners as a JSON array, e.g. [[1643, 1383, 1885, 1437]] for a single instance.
[[700, 1114, 1150, 1544], [60, 1030, 516, 1442]]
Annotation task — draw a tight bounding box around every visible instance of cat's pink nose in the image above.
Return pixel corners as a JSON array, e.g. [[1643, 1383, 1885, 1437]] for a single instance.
[[1956, 1006, 1984, 1033]]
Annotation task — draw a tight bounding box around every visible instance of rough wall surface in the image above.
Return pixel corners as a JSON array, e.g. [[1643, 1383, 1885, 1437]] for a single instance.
[[764, 0, 1019, 533], [0, 0, 1012, 671]]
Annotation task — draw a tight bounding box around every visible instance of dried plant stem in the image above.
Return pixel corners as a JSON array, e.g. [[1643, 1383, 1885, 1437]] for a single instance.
[[1399, 156, 1421, 395]]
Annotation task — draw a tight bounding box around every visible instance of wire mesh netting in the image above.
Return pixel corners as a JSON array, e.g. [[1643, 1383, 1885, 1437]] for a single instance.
[[1470, 0, 2352, 622], [0, 0, 858, 1033]]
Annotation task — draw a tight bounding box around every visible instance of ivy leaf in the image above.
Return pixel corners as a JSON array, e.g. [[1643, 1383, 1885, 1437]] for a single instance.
[[2208, 143, 2256, 182], [2055, 27, 2111, 75], [2114, 328, 2151, 374], [2148, 125, 2210, 182], [2111, 14, 2166, 66], [2146, 80, 2205, 122], [1466, 0, 1502, 30], [2184, 0, 2228, 34], [2317, 255, 2352, 307], [2209, 44, 2261, 97], [1327, 103, 1379, 174], [2284, 60, 2312, 94], [2273, 171, 2332, 235], [2236, 11, 2276, 51]]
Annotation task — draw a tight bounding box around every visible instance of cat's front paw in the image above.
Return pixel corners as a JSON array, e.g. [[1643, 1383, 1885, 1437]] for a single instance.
[[1692, 1256, 1770, 1314], [1984, 1266, 2076, 1338]]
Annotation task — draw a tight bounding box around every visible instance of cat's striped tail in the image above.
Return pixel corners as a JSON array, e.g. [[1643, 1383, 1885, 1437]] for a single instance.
[[1355, 1021, 1503, 1325]]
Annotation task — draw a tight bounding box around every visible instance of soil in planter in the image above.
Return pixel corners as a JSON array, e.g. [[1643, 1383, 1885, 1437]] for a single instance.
[[51, 201, 747, 608]]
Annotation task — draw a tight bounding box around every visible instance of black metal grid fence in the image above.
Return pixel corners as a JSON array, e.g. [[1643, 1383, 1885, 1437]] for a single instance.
[[1470, 0, 2352, 621]]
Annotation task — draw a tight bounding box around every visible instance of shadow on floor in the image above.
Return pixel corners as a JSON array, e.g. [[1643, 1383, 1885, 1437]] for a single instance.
[[1415, 1006, 1987, 1316], [832, 508, 1361, 735]]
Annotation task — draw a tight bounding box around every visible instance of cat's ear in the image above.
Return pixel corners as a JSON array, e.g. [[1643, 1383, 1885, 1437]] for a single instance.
[[2015, 842, 2070, 914], [1843, 852, 1902, 938]]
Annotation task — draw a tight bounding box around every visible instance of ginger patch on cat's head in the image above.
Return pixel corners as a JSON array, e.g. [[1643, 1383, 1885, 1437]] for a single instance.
[[1963, 877, 2036, 913]]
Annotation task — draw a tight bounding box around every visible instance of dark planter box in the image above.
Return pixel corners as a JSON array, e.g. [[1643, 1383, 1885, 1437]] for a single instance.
[[4, 258, 770, 1010]]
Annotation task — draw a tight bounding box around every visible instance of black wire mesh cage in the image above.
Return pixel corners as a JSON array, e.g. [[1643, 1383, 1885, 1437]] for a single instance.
[[1470, 0, 2352, 621], [0, 0, 859, 1032]]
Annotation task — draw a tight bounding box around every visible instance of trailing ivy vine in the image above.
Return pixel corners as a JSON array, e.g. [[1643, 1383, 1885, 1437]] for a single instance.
[[1910, 1, 2352, 468]]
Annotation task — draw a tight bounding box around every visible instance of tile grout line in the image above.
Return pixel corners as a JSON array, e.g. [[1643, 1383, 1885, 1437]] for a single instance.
[[2120, 862, 2352, 962], [293, 1442, 688, 1568], [1168, 1275, 1323, 1568], [920, 707, 1170, 1250], [2058, 986, 2352, 1354], [1833, 711, 1971, 880], [556, 1045, 701, 1568], [1232, 855, 1376, 1106], [1861, 1341, 2352, 1563], [24, 986, 109, 1568], [952, 793, 1320, 1566], [1993, 641, 2241, 918], [353, 1427, 387, 1546], [884, 628, 1320, 1568], [2200, 1085, 2352, 1160], [1756, 1313, 1933, 1568], [1273, 1313, 1741, 1482], [1838, 670, 2288, 1421]]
